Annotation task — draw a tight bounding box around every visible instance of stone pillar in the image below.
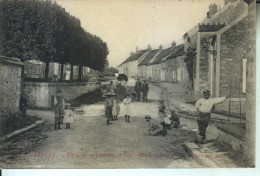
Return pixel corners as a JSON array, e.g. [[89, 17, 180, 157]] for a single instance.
[[245, 0, 256, 167]]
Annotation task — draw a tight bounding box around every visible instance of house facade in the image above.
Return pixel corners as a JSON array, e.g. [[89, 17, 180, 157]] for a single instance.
[[138, 48, 161, 80], [148, 42, 177, 82], [118, 47, 150, 78], [185, 0, 249, 114], [165, 45, 187, 84]]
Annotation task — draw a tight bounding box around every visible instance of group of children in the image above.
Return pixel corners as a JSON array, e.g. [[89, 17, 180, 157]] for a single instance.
[[104, 93, 132, 126], [145, 100, 180, 137], [54, 84, 228, 145]]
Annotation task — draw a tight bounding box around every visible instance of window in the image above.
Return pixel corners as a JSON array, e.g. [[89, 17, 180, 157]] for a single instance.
[[177, 69, 184, 81], [172, 70, 175, 79], [242, 59, 247, 93]]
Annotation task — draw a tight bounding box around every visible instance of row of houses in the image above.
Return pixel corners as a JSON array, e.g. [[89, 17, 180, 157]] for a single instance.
[[118, 0, 249, 114]]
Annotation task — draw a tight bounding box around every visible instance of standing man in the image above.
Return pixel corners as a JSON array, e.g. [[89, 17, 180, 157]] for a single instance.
[[142, 80, 149, 103], [19, 94, 28, 118], [135, 78, 142, 101], [195, 89, 227, 144], [104, 93, 114, 126]]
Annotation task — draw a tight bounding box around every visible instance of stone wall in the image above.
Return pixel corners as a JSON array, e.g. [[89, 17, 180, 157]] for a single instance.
[[0, 57, 24, 117], [198, 33, 213, 91], [220, 17, 248, 99], [23, 81, 101, 109], [245, 0, 256, 167]]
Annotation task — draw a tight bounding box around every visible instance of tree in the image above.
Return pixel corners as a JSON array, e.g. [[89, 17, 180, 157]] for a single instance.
[[0, 0, 109, 80]]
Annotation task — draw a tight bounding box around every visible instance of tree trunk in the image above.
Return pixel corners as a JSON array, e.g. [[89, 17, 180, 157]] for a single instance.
[[70, 64, 74, 80], [60, 63, 64, 81], [78, 65, 82, 80], [45, 62, 49, 79]]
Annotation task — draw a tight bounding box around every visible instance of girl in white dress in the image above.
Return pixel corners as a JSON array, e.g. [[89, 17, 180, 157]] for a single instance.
[[63, 104, 74, 129], [123, 94, 131, 122], [112, 98, 120, 120]]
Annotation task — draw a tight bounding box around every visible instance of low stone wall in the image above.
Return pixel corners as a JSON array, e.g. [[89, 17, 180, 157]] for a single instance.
[[24, 81, 101, 109]]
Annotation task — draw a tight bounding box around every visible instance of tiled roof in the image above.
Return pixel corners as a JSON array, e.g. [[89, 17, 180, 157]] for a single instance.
[[202, 1, 248, 24], [166, 44, 184, 59], [120, 50, 147, 65], [150, 47, 175, 65], [138, 49, 159, 66]]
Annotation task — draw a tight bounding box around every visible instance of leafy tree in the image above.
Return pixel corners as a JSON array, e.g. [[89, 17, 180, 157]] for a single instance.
[[0, 0, 109, 79]]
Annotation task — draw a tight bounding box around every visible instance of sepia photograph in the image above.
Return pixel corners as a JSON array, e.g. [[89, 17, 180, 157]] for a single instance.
[[0, 0, 257, 171]]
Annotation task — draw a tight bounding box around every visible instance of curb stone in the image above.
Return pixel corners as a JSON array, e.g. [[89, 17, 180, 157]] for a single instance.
[[183, 142, 219, 167], [0, 120, 46, 143]]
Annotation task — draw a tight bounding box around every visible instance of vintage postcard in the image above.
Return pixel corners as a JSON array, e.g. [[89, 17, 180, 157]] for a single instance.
[[0, 0, 256, 171]]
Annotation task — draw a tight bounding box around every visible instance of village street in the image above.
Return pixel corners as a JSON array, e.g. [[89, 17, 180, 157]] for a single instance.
[[0, 78, 239, 168]]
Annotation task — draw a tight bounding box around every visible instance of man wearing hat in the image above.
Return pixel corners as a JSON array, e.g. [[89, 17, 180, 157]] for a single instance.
[[135, 78, 142, 101], [104, 93, 114, 126], [195, 89, 227, 144], [145, 115, 164, 136]]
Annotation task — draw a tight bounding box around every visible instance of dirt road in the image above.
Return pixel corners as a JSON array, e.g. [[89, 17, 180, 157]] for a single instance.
[[0, 80, 205, 168]]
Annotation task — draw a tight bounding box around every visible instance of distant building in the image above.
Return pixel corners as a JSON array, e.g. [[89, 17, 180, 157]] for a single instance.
[[118, 45, 151, 78], [147, 42, 177, 82]]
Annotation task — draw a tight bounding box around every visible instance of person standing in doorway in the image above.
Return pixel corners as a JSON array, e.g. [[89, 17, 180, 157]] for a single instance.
[[135, 78, 142, 101], [142, 80, 149, 103], [195, 89, 227, 144]]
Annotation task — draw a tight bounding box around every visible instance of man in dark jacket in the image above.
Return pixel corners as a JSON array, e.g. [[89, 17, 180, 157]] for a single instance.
[[142, 80, 149, 102], [135, 78, 142, 101], [19, 94, 27, 118]]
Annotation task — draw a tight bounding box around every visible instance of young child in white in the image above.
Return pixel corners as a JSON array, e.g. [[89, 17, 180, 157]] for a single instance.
[[112, 98, 120, 120], [63, 103, 74, 129], [123, 94, 131, 122]]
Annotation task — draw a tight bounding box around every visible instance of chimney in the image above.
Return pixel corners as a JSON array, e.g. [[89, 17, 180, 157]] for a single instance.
[[147, 44, 152, 51], [136, 46, 138, 53], [207, 3, 218, 18], [159, 45, 163, 51], [171, 41, 176, 48]]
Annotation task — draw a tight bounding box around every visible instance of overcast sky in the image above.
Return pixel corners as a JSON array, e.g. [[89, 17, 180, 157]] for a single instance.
[[55, 0, 224, 67]]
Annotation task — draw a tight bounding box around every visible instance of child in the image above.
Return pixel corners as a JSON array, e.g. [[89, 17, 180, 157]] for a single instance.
[[123, 94, 131, 122], [54, 90, 65, 130], [195, 89, 227, 144], [104, 93, 114, 126], [112, 98, 120, 120], [169, 110, 180, 128], [164, 114, 172, 130], [158, 106, 167, 136], [145, 115, 164, 136], [63, 103, 74, 129]]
